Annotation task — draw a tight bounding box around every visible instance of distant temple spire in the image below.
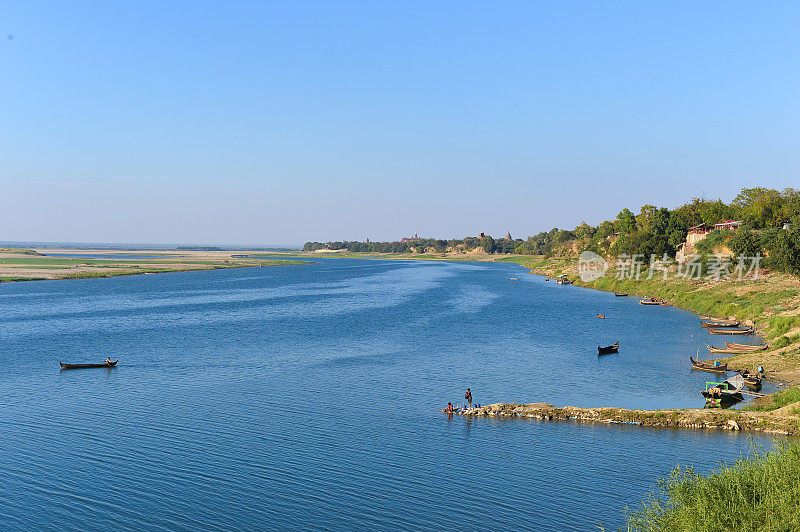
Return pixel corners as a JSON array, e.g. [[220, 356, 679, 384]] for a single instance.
[[505, 230, 512, 240]]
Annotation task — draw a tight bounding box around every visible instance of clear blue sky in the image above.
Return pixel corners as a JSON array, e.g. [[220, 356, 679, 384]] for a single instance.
[[2, 2, 799, 246]]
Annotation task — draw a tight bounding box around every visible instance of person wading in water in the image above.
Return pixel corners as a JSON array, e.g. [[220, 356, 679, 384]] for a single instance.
[[465, 388, 472, 409]]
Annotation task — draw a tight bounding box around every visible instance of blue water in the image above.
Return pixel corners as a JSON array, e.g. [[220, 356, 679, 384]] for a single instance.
[[0, 259, 779, 530]]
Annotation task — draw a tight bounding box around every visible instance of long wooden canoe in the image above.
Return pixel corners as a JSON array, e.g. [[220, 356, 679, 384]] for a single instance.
[[725, 341, 767, 351], [614, 293, 628, 297], [707, 346, 752, 354], [708, 327, 754, 335], [698, 316, 740, 324], [701, 321, 740, 328], [639, 299, 660, 305], [690, 357, 728, 373], [59, 360, 118, 370]]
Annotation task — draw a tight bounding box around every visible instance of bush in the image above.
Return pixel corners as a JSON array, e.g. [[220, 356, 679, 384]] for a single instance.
[[626, 443, 800, 531]]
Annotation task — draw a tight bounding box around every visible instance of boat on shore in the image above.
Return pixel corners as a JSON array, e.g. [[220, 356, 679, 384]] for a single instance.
[[726, 341, 767, 351], [708, 327, 754, 335], [614, 292, 628, 297], [739, 369, 763, 389], [706, 345, 753, 354], [698, 316, 739, 325], [701, 320, 740, 328], [59, 360, 118, 370], [690, 356, 728, 373], [639, 298, 660, 305], [597, 341, 619, 355], [702, 375, 744, 407]]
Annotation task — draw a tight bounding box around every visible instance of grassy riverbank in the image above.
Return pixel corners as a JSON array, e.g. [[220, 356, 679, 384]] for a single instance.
[[625, 442, 800, 531], [0, 249, 306, 283]]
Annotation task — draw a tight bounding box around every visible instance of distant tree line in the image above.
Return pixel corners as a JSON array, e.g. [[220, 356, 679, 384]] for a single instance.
[[303, 188, 800, 275], [302, 235, 523, 254]]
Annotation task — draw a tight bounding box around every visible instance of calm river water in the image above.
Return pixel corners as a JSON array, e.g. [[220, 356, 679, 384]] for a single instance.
[[0, 258, 778, 530]]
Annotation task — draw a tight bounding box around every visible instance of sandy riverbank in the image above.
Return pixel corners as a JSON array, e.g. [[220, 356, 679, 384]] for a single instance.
[[0, 249, 306, 282]]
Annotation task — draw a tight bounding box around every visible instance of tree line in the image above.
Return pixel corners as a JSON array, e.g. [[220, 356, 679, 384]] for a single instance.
[[303, 187, 800, 275]]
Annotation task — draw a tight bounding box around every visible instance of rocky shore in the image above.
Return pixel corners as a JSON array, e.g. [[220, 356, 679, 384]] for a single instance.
[[456, 402, 800, 435]]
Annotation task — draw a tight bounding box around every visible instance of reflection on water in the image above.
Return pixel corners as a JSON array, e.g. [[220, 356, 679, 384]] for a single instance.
[[0, 258, 781, 530]]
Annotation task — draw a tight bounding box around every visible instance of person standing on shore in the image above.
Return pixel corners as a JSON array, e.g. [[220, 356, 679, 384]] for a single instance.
[[465, 388, 472, 409]]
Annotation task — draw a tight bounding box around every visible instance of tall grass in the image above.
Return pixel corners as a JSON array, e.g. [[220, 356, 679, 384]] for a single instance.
[[626, 442, 800, 531]]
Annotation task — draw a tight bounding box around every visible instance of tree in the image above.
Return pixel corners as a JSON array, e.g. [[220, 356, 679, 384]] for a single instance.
[[481, 235, 495, 254], [617, 208, 637, 234], [728, 228, 761, 259]]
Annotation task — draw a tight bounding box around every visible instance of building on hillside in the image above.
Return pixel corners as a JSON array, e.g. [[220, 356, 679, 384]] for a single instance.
[[676, 220, 742, 263], [504, 230, 512, 240], [713, 219, 742, 232], [400, 232, 421, 243], [479, 232, 485, 239]]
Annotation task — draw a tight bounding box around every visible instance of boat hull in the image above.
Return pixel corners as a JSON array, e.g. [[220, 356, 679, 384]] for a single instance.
[[59, 360, 118, 370]]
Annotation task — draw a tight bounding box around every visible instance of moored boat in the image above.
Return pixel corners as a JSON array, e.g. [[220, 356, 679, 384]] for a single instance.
[[614, 293, 628, 297], [702, 375, 744, 407], [708, 327, 754, 335], [638, 298, 660, 305], [597, 341, 619, 355], [701, 320, 740, 328], [698, 316, 739, 325], [690, 356, 728, 373], [725, 341, 767, 351], [706, 345, 752, 354], [739, 369, 763, 389], [59, 360, 118, 370]]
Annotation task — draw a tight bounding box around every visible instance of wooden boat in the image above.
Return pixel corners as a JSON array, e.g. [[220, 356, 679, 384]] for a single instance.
[[614, 293, 628, 297], [739, 370, 763, 389], [597, 342, 619, 355], [690, 356, 728, 373], [596, 313, 606, 319], [639, 299, 660, 305], [708, 327, 754, 335], [698, 316, 739, 325], [702, 377, 744, 407], [701, 321, 740, 328], [706, 345, 750, 354], [725, 341, 767, 351], [59, 360, 118, 370]]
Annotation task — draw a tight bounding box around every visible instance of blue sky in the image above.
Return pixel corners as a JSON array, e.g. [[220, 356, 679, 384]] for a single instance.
[[2, 2, 799, 246]]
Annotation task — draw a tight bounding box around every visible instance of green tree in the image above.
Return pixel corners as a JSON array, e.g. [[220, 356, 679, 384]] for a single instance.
[[481, 235, 495, 253], [617, 208, 637, 234]]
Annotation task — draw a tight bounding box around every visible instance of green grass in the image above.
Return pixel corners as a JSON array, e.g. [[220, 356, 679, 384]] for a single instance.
[[744, 385, 800, 412], [625, 442, 800, 531]]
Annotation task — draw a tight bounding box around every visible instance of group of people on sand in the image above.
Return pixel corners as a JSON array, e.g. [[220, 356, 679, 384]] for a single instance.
[[442, 388, 474, 413]]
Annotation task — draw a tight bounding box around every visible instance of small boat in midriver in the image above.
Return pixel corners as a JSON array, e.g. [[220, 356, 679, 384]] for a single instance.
[[59, 360, 118, 370]]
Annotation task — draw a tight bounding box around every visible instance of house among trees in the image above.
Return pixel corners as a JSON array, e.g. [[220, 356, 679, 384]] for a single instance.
[[714, 219, 742, 232]]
